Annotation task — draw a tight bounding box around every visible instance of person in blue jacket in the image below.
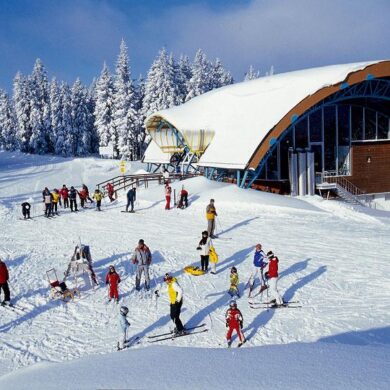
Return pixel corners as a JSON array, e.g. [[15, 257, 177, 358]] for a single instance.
[[118, 306, 130, 350], [248, 243, 268, 296], [126, 188, 136, 212]]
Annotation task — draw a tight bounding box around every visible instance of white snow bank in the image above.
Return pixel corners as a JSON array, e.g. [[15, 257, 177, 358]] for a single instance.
[[0, 341, 388, 390]]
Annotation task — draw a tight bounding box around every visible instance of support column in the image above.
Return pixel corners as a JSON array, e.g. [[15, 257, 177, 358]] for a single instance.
[[307, 152, 315, 196], [298, 152, 307, 196], [289, 148, 298, 196]]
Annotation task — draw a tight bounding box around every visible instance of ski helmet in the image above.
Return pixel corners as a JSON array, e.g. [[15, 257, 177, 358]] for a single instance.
[[231, 267, 237, 274], [229, 299, 237, 308], [267, 251, 274, 259], [120, 306, 129, 316]]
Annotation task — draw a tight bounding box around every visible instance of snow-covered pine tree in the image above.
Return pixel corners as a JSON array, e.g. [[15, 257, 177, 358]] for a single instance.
[[56, 82, 72, 156], [176, 55, 192, 104], [185, 49, 213, 102], [142, 47, 179, 118], [70, 79, 91, 155], [49, 78, 62, 152], [0, 89, 17, 150], [86, 80, 98, 154], [13, 72, 31, 153], [244, 65, 260, 81], [211, 58, 233, 89], [29, 59, 51, 154], [113, 40, 137, 160], [94, 63, 116, 155], [265, 65, 275, 76], [134, 75, 147, 158]]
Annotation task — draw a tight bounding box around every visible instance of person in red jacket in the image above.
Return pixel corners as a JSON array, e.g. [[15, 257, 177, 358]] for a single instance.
[[0, 257, 11, 305], [225, 300, 246, 347], [165, 184, 172, 210], [266, 251, 284, 306], [177, 186, 188, 209], [60, 185, 69, 209], [105, 265, 121, 303], [78, 187, 88, 208], [106, 183, 115, 202]]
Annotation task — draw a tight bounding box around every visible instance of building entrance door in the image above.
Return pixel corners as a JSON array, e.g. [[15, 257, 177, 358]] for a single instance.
[[310, 143, 323, 174]]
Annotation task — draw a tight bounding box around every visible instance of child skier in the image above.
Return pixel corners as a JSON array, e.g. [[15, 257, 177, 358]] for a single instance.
[[225, 300, 246, 347], [196, 231, 211, 272], [105, 265, 121, 303], [93, 189, 103, 211], [163, 273, 185, 335], [177, 186, 188, 209], [0, 257, 11, 305], [165, 183, 172, 210], [60, 184, 69, 208], [106, 183, 115, 202], [266, 251, 284, 306], [249, 243, 268, 297], [228, 267, 240, 298], [118, 306, 130, 350], [51, 189, 60, 215]]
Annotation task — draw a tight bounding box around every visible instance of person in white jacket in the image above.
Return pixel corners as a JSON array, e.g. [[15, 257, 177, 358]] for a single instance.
[[197, 231, 211, 272]]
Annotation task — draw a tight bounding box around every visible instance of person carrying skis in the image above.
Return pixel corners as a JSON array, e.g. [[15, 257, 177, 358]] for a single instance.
[[42, 187, 53, 217], [51, 189, 60, 215], [93, 189, 103, 211], [21, 201, 31, 219], [131, 239, 152, 291], [196, 231, 211, 272], [106, 182, 115, 202], [165, 183, 172, 210], [78, 187, 88, 208], [249, 243, 268, 296], [105, 265, 121, 303], [228, 267, 240, 298], [0, 257, 11, 306], [118, 306, 130, 350], [266, 251, 284, 306], [82, 184, 94, 203], [60, 184, 69, 208], [163, 273, 185, 335], [177, 186, 188, 209], [225, 300, 246, 347], [206, 199, 218, 238], [126, 187, 136, 212], [69, 186, 78, 212]]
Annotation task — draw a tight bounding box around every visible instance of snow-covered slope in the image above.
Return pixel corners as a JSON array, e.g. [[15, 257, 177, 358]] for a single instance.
[[0, 151, 389, 389]]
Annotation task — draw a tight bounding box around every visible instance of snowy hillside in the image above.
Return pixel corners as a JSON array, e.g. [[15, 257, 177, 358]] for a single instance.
[[0, 151, 389, 389]]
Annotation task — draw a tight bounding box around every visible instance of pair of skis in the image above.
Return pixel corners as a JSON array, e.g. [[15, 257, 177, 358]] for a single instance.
[[147, 323, 208, 343], [0, 302, 26, 314], [249, 300, 301, 309]]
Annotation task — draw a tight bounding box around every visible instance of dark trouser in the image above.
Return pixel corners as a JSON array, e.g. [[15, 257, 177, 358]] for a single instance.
[[126, 199, 134, 212], [80, 198, 85, 208], [170, 300, 184, 332], [0, 282, 10, 302], [201, 255, 209, 271], [63, 198, 69, 208], [52, 202, 58, 214], [22, 210, 30, 219], [45, 203, 52, 216], [179, 194, 188, 208], [96, 200, 101, 210], [70, 199, 78, 211]]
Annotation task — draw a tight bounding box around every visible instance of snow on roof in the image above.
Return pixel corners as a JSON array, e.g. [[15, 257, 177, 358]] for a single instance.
[[142, 139, 172, 164], [146, 61, 383, 169]]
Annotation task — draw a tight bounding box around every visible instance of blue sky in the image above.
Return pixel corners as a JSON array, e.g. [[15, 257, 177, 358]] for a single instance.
[[0, 0, 389, 90]]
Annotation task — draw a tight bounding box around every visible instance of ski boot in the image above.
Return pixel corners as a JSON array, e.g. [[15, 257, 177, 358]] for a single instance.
[[238, 339, 247, 348], [227, 340, 232, 348]]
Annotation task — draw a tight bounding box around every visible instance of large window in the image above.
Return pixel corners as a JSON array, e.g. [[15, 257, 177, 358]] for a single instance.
[[295, 117, 308, 149], [351, 106, 364, 140], [377, 113, 389, 140], [280, 131, 293, 180], [365, 109, 376, 140], [324, 106, 336, 171], [266, 147, 279, 180], [309, 110, 322, 142], [337, 106, 350, 174]]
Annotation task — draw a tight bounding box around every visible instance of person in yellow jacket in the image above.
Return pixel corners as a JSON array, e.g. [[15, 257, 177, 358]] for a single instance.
[[92, 189, 103, 211], [51, 189, 60, 216], [206, 199, 218, 238], [163, 273, 185, 335]]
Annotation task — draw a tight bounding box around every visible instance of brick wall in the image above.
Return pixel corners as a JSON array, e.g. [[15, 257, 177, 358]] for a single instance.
[[349, 141, 390, 193]]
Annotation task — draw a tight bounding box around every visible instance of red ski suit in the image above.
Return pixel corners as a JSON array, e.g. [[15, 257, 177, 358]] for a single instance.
[[105, 271, 121, 299], [165, 185, 172, 210], [226, 307, 245, 342]]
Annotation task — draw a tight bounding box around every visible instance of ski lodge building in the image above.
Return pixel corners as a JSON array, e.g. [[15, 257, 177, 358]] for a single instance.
[[143, 61, 390, 202]]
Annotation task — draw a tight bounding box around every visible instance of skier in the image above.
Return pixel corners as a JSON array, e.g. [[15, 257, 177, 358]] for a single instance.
[[93, 189, 103, 211], [228, 267, 240, 298], [69, 186, 78, 212], [165, 183, 172, 210], [118, 306, 130, 350], [162, 168, 170, 185], [266, 251, 284, 306], [21, 201, 31, 219], [0, 257, 11, 306], [163, 273, 185, 335], [105, 265, 121, 303], [106, 182, 115, 202], [60, 184, 69, 208], [225, 300, 246, 347], [82, 184, 94, 203], [249, 244, 268, 296], [177, 186, 188, 209], [131, 239, 152, 291], [65, 245, 99, 286], [126, 187, 136, 212], [206, 199, 218, 238], [78, 187, 88, 208], [42, 187, 53, 217], [51, 189, 60, 215], [196, 231, 211, 272]]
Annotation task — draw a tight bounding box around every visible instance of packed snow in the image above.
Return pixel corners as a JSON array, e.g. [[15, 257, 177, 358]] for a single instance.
[[0, 151, 389, 389]]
